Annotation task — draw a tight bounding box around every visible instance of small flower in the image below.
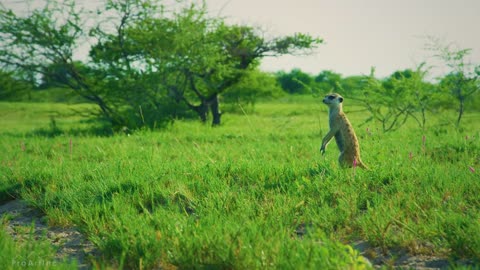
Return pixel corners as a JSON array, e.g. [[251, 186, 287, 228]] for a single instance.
[[469, 166, 476, 173]]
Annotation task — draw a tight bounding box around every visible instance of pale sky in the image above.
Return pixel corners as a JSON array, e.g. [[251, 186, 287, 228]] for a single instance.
[[206, 0, 480, 78], [4, 0, 480, 78]]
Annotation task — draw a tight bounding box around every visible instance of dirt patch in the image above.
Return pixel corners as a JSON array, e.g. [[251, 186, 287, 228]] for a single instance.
[[0, 200, 99, 269], [296, 223, 476, 269], [353, 240, 475, 269]]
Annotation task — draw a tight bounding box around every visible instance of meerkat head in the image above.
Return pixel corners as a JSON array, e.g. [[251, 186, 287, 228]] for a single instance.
[[322, 93, 344, 107]]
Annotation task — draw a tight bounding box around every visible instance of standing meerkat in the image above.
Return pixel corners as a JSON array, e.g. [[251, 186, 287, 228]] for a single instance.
[[320, 93, 368, 169]]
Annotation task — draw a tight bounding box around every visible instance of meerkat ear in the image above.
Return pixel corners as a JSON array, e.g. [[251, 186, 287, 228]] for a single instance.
[[339, 97, 344, 103]]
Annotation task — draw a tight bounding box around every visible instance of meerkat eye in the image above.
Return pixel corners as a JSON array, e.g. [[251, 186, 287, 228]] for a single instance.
[[327, 96, 335, 100]]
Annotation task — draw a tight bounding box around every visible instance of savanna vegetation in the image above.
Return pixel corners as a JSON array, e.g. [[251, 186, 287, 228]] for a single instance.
[[1, 0, 479, 269]]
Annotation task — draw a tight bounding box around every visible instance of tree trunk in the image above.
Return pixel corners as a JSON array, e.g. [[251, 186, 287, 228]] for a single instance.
[[209, 94, 222, 126], [421, 108, 426, 129], [456, 96, 464, 127], [195, 102, 209, 123]]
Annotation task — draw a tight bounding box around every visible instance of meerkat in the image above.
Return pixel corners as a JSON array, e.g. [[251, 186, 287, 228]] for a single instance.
[[320, 93, 368, 169]]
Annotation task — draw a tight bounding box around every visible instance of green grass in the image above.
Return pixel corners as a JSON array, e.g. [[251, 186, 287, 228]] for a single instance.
[[0, 98, 479, 269]]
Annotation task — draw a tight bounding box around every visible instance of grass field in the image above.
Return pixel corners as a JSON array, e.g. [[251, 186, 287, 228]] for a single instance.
[[0, 97, 479, 269]]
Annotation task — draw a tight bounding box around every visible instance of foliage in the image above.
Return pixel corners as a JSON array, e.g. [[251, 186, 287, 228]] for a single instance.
[[276, 68, 314, 94], [272, 64, 478, 131], [340, 75, 367, 94], [222, 69, 284, 111], [0, 0, 115, 123], [0, 0, 322, 129], [382, 65, 438, 129], [358, 65, 435, 132], [0, 70, 32, 101], [426, 37, 480, 127], [314, 70, 343, 93]]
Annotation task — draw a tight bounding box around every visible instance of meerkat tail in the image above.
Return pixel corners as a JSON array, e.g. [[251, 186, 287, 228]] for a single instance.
[[357, 160, 369, 170]]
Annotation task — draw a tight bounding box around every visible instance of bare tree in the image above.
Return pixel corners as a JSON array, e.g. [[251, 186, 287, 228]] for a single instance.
[[426, 37, 479, 127]]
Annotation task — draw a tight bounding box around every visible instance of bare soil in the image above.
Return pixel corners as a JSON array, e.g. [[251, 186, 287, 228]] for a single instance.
[[0, 199, 98, 269], [354, 240, 441, 269]]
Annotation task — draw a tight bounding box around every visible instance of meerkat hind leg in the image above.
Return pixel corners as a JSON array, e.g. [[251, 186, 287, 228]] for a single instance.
[[334, 133, 344, 153]]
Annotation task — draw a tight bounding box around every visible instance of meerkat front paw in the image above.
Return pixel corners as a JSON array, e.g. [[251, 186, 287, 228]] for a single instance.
[[320, 145, 326, 155]]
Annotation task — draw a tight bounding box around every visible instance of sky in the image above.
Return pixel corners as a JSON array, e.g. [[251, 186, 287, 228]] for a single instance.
[[4, 0, 480, 78], [205, 0, 480, 78]]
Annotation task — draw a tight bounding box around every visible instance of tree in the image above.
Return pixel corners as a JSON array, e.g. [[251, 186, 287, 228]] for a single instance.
[[276, 68, 314, 94], [179, 23, 322, 125], [1, 0, 322, 129], [426, 37, 479, 127], [382, 65, 435, 129], [314, 70, 342, 93], [0, 70, 32, 100], [0, 0, 120, 124], [87, 0, 178, 129], [222, 69, 284, 110], [340, 75, 366, 95], [91, 1, 322, 126], [359, 65, 433, 132]]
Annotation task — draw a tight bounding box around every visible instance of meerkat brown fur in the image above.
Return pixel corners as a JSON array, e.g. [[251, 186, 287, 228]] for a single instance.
[[320, 93, 368, 169]]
